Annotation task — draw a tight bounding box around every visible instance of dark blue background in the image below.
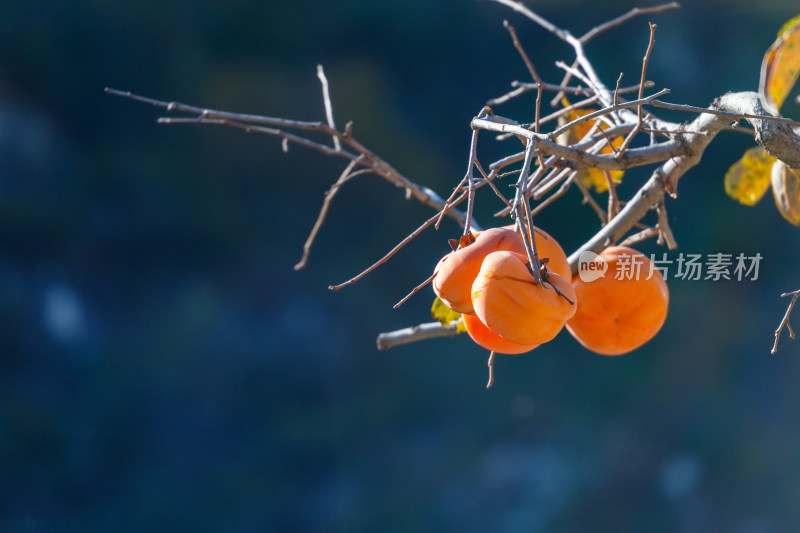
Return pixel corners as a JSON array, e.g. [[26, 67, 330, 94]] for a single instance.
[[2, 1, 800, 531]]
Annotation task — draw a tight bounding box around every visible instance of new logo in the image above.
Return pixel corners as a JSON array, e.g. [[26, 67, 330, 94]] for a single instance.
[[577, 250, 608, 282]]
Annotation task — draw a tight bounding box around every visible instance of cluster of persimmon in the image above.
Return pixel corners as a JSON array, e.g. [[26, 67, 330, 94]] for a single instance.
[[432, 227, 669, 356]]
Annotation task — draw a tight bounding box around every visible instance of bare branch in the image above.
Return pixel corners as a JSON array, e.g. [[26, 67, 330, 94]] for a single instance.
[[376, 320, 462, 350], [105, 87, 472, 227], [773, 290, 800, 354], [547, 88, 670, 141]]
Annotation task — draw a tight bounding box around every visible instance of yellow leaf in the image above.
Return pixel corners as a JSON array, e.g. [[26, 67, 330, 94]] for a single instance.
[[771, 160, 800, 226], [556, 101, 624, 193], [759, 14, 800, 113], [431, 297, 466, 333], [724, 146, 775, 206], [578, 163, 623, 194]]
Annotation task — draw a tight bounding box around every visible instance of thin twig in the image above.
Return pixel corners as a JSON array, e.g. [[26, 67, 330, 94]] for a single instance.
[[316, 64, 341, 151], [649, 99, 800, 128], [295, 155, 368, 270], [487, 0, 568, 41], [464, 108, 491, 234], [655, 200, 678, 249], [580, 2, 679, 44], [617, 23, 657, 156], [604, 170, 620, 220], [619, 226, 660, 247], [547, 88, 670, 141], [106, 87, 472, 227], [531, 172, 574, 216], [475, 160, 513, 209], [554, 61, 597, 96], [772, 290, 800, 354], [513, 138, 543, 285], [572, 174, 608, 224], [488, 80, 652, 107], [436, 176, 469, 230], [504, 20, 542, 84], [393, 272, 437, 309], [613, 73, 624, 106], [549, 3, 678, 107], [329, 199, 465, 290]]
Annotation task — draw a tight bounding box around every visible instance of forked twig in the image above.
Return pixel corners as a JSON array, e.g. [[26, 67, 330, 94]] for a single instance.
[[772, 290, 800, 354], [616, 22, 658, 156], [295, 155, 369, 270]]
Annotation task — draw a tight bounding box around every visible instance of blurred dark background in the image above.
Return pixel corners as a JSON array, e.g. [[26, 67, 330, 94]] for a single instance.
[[2, 1, 800, 531]]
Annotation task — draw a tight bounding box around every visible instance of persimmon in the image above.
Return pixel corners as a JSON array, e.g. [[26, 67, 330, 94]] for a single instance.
[[471, 251, 577, 346], [432, 227, 526, 314], [462, 312, 539, 355], [566, 246, 669, 356], [502, 224, 571, 280]]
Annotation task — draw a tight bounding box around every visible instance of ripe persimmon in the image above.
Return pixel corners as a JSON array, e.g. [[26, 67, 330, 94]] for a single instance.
[[471, 251, 577, 346], [432, 227, 525, 314], [566, 246, 669, 356], [503, 224, 571, 280], [462, 313, 539, 355]]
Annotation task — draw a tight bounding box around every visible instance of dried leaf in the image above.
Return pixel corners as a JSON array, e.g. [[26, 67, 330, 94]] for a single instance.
[[431, 297, 466, 333], [556, 101, 624, 193], [724, 146, 776, 206], [759, 14, 800, 113], [771, 159, 800, 226]]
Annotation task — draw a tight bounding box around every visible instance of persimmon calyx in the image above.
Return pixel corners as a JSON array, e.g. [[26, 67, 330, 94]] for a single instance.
[[448, 232, 477, 252]]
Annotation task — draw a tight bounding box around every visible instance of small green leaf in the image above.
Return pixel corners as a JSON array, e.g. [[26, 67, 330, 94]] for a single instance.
[[431, 297, 466, 333], [771, 160, 800, 226], [724, 146, 775, 206]]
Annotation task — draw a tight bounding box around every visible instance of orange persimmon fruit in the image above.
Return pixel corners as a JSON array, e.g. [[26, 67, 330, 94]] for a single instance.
[[462, 313, 539, 355], [566, 245, 669, 356], [432, 227, 526, 314], [471, 250, 577, 346]]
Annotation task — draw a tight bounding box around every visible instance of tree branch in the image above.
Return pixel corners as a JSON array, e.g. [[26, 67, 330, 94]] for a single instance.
[[773, 290, 800, 354], [376, 321, 462, 350]]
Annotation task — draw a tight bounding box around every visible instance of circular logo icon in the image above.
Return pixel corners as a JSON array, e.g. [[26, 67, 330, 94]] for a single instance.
[[577, 250, 608, 282]]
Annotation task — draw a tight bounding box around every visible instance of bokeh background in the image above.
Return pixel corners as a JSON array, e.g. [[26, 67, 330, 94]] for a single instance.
[[3, 1, 800, 531]]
